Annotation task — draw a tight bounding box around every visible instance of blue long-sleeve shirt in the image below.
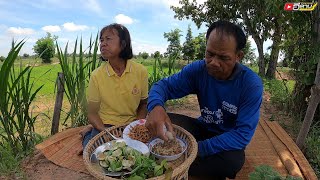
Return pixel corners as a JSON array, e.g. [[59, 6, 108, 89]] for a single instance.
[[147, 60, 263, 157]]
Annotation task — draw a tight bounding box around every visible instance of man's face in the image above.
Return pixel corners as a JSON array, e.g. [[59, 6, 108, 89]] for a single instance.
[[205, 30, 243, 80]]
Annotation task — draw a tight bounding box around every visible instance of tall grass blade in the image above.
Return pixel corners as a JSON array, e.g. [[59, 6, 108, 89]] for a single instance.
[[0, 40, 43, 158], [56, 33, 100, 127]]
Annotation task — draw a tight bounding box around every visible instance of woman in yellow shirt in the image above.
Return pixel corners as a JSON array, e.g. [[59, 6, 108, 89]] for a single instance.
[[83, 23, 148, 148]]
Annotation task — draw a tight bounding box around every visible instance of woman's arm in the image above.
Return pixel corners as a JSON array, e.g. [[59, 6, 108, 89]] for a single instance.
[[136, 98, 148, 119], [87, 101, 105, 132]]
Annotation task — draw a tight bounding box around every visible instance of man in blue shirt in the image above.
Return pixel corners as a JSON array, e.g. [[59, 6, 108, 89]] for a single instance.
[[146, 20, 263, 179]]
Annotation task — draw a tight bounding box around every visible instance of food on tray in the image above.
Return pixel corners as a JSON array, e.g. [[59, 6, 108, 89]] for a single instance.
[[128, 124, 152, 143], [97, 141, 137, 172], [152, 139, 183, 156], [97, 140, 169, 178]]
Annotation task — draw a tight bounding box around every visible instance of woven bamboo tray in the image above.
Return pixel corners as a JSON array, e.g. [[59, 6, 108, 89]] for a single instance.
[[83, 124, 198, 180]]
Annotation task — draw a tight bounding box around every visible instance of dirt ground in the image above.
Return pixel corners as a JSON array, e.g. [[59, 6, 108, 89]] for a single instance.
[[0, 92, 295, 180]]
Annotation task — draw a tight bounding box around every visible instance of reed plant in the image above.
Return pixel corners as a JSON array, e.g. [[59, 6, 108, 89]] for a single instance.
[[56, 34, 100, 127], [148, 55, 178, 89], [0, 40, 43, 156]]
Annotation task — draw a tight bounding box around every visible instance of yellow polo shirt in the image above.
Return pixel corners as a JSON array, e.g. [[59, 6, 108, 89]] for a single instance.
[[87, 60, 148, 125]]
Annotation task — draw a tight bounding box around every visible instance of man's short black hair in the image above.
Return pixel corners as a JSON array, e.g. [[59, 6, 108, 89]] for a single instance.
[[100, 23, 133, 61], [206, 20, 246, 51]]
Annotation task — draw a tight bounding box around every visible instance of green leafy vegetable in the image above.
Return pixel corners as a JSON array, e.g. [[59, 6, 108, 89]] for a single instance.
[[98, 141, 170, 179], [249, 165, 303, 180]]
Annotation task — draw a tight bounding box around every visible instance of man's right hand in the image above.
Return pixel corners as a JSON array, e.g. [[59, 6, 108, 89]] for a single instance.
[[145, 105, 174, 141]]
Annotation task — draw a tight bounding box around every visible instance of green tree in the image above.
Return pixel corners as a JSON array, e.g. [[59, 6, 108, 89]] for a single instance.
[[171, 0, 290, 78], [193, 33, 206, 60], [164, 28, 182, 58], [141, 52, 149, 59], [154, 51, 161, 59], [242, 39, 257, 64], [33, 32, 57, 63], [281, 11, 312, 69], [23, 53, 29, 59], [0, 56, 5, 62], [182, 25, 196, 63], [263, 53, 270, 66], [264, 0, 291, 78], [164, 28, 182, 75], [295, 2, 320, 149], [281, 5, 316, 119]]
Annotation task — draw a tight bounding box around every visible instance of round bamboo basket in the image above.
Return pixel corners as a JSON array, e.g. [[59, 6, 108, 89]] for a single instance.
[[83, 124, 198, 180]]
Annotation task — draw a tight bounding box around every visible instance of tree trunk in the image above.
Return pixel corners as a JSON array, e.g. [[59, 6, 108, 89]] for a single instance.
[[296, 85, 320, 149], [266, 19, 282, 78], [255, 37, 265, 76], [240, 8, 265, 76], [296, 0, 320, 149]]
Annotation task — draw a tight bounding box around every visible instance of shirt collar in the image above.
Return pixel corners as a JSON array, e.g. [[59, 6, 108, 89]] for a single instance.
[[105, 60, 132, 77], [228, 62, 243, 80]]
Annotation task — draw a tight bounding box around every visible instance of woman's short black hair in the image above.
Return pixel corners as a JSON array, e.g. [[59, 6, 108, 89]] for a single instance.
[[100, 23, 133, 61], [206, 20, 246, 51]]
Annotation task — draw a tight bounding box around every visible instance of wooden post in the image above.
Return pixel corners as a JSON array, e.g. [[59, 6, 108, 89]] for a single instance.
[[51, 72, 65, 135]]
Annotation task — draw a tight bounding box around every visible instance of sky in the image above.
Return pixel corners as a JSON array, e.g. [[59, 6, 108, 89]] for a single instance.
[[0, 0, 269, 57]]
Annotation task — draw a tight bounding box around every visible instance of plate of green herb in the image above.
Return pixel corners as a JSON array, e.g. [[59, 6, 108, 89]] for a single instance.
[[90, 140, 171, 179]]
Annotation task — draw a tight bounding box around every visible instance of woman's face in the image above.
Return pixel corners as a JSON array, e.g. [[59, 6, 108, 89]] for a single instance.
[[100, 28, 122, 60]]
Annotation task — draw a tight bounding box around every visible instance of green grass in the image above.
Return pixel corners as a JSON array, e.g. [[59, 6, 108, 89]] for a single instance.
[[19, 58, 183, 99], [14, 58, 186, 102], [0, 143, 20, 176], [277, 66, 292, 73], [9, 58, 62, 99], [248, 65, 296, 110], [30, 63, 61, 98], [13, 57, 59, 66], [135, 58, 187, 70]]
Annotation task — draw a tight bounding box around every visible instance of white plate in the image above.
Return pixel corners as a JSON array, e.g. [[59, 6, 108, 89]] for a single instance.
[[89, 139, 149, 177], [123, 119, 147, 141], [123, 119, 167, 143]]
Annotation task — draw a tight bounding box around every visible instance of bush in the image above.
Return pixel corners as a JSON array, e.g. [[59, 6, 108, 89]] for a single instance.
[[0, 56, 6, 62], [154, 51, 161, 59], [23, 53, 29, 58], [141, 52, 149, 59], [263, 78, 295, 111], [0, 143, 19, 176], [305, 124, 320, 177]]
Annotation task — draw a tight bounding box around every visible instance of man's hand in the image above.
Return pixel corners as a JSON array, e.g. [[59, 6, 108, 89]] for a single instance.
[[145, 105, 174, 141]]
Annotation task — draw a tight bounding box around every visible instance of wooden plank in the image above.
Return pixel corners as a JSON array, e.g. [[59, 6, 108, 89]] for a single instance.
[[260, 120, 302, 177], [266, 121, 318, 180]]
